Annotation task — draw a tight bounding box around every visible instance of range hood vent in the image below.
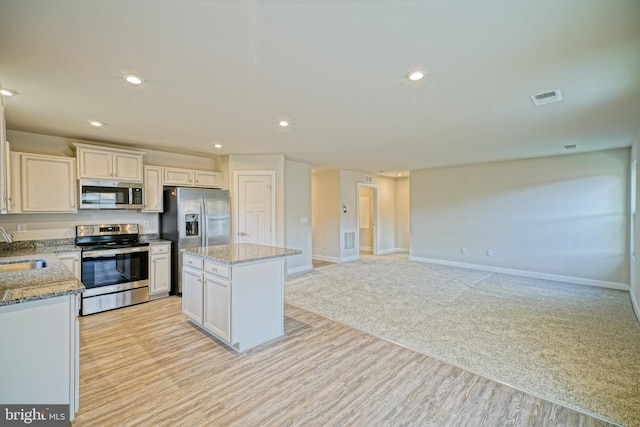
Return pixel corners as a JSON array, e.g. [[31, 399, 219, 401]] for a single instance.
[[530, 89, 563, 106]]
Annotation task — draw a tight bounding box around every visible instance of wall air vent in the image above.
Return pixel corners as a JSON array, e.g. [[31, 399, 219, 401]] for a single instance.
[[563, 144, 578, 151], [344, 232, 356, 251], [530, 89, 563, 106], [364, 175, 374, 183]]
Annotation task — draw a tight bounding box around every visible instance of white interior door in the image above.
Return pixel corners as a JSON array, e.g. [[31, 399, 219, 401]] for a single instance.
[[236, 173, 275, 245]]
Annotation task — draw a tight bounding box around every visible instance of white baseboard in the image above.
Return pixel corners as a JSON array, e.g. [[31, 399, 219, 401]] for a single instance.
[[287, 264, 313, 275], [312, 254, 341, 263], [341, 255, 360, 263], [377, 248, 409, 255], [408, 256, 630, 291]]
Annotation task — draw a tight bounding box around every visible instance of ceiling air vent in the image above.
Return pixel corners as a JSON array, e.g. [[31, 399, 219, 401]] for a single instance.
[[530, 89, 563, 106]]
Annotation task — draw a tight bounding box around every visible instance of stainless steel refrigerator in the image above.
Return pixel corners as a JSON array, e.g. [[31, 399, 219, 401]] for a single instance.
[[160, 187, 230, 294]]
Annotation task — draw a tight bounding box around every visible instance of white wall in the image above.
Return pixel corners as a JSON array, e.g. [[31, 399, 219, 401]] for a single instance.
[[395, 177, 410, 251], [312, 170, 341, 260], [410, 149, 630, 287], [284, 160, 313, 274]]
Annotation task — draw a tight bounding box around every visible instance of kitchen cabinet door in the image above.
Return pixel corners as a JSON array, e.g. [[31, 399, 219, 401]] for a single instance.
[[203, 274, 231, 341], [20, 153, 77, 212], [163, 167, 194, 186], [149, 243, 171, 297], [182, 266, 203, 324], [143, 166, 163, 212], [194, 171, 221, 188], [112, 152, 143, 182], [56, 252, 81, 280], [76, 147, 113, 180]]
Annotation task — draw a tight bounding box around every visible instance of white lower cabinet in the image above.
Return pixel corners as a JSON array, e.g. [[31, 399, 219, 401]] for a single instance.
[[0, 295, 80, 420], [56, 251, 81, 280], [182, 253, 284, 352], [182, 265, 204, 323], [203, 274, 230, 341], [149, 242, 171, 298]]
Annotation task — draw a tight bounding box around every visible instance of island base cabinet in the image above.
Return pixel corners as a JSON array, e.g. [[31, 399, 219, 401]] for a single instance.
[[203, 275, 230, 341], [0, 295, 79, 420], [229, 260, 284, 352], [182, 266, 203, 324], [183, 256, 284, 353]]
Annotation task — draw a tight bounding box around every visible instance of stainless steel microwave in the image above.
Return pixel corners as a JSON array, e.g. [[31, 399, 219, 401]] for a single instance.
[[79, 180, 144, 209]]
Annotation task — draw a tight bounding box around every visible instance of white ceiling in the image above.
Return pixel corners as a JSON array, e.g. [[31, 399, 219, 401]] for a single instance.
[[1, 0, 639, 176]]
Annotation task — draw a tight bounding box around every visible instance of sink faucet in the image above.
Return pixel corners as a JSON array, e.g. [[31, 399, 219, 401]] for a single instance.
[[0, 226, 13, 243]]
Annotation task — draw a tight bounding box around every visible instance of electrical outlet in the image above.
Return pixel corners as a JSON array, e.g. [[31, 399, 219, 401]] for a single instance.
[[16, 224, 27, 233], [486, 249, 493, 257], [143, 220, 150, 229], [460, 247, 467, 255]]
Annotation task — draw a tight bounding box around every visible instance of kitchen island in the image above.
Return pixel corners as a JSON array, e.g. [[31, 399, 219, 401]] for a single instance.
[[0, 248, 84, 420], [182, 243, 301, 352]]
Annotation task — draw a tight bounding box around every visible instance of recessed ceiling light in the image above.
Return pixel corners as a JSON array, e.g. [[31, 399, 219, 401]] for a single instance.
[[0, 88, 18, 97], [123, 74, 144, 85], [396, 173, 403, 177], [213, 144, 222, 149], [278, 120, 289, 128], [89, 121, 105, 127], [406, 70, 425, 82]]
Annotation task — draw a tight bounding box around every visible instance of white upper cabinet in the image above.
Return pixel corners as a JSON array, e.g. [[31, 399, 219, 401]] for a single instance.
[[164, 166, 221, 188], [74, 143, 144, 183], [142, 165, 163, 212], [194, 170, 220, 188], [11, 152, 77, 213], [163, 167, 193, 186]]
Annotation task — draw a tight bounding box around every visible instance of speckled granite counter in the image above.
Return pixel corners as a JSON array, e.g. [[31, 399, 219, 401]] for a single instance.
[[183, 243, 301, 265], [0, 240, 84, 306]]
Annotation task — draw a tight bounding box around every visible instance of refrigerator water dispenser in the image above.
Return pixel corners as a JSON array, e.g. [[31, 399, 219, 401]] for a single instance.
[[185, 213, 199, 236]]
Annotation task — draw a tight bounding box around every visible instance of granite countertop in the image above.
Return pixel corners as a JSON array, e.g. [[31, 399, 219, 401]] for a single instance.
[[0, 252, 84, 307], [146, 239, 172, 245], [183, 243, 302, 265]]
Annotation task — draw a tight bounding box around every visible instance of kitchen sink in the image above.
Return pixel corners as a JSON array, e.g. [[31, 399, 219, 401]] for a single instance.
[[0, 260, 47, 273]]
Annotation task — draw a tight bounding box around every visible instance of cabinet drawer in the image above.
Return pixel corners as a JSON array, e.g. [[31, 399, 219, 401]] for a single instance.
[[183, 253, 203, 269], [150, 243, 170, 254], [204, 260, 230, 279]]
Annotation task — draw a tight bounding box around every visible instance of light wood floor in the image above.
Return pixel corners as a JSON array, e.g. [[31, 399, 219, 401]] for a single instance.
[[72, 297, 613, 427]]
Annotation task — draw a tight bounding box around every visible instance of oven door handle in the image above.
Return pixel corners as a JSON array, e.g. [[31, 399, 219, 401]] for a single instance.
[[82, 246, 149, 258]]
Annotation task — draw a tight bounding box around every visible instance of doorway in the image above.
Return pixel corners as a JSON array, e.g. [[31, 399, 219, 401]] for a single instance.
[[357, 184, 378, 256]]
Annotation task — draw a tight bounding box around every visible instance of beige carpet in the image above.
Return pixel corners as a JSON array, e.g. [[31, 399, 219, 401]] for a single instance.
[[285, 254, 640, 426]]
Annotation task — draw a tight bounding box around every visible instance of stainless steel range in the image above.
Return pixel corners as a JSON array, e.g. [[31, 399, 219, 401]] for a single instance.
[[76, 224, 149, 315]]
